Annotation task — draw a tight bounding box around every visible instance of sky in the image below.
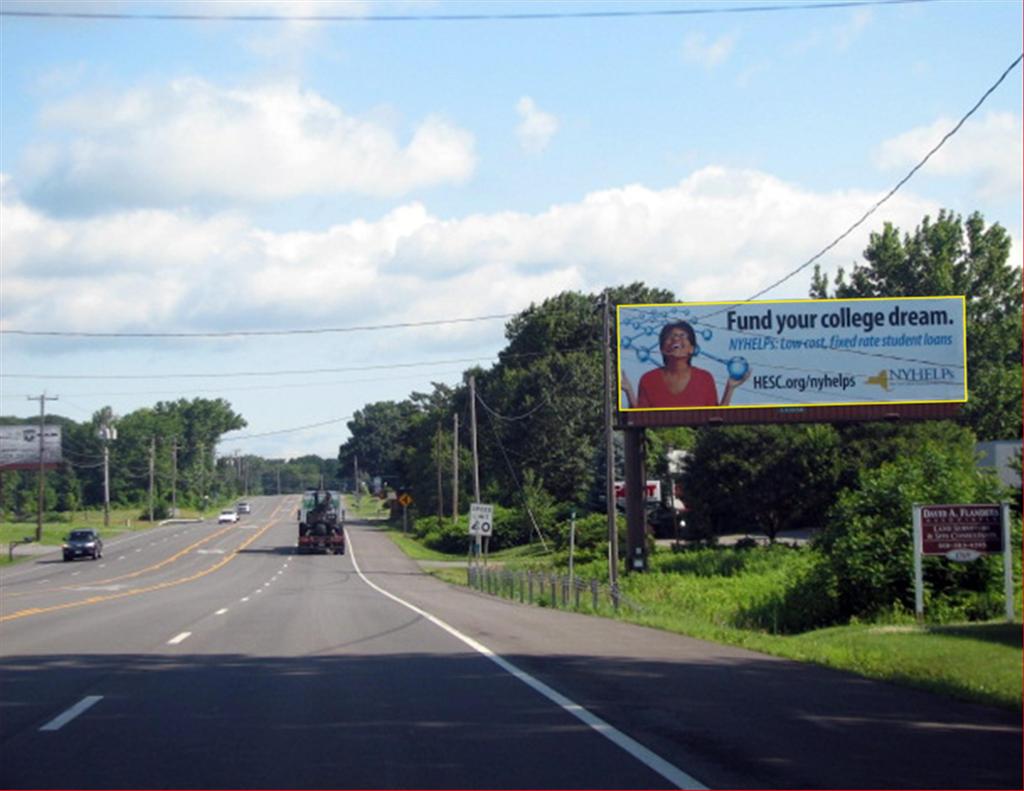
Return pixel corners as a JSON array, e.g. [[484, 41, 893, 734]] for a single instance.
[[1, 0, 1021, 463]]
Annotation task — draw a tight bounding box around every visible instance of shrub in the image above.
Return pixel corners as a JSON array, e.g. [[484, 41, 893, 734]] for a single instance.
[[818, 437, 1008, 622]]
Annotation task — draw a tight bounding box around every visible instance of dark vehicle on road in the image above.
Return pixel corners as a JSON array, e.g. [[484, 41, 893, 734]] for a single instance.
[[63, 529, 103, 561], [297, 489, 345, 554]]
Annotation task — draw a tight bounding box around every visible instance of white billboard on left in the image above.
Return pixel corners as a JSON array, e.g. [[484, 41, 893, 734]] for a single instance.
[[0, 425, 63, 468]]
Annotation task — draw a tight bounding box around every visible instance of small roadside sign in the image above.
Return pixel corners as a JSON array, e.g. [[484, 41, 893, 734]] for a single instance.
[[398, 493, 413, 508], [469, 503, 493, 536]]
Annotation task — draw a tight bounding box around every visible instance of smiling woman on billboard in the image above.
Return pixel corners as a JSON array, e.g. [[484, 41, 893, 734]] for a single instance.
[[621, 320, 751, 408]]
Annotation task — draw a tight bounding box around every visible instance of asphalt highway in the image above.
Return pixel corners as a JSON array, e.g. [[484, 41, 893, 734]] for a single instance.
[[1, 495, 1020, 789]]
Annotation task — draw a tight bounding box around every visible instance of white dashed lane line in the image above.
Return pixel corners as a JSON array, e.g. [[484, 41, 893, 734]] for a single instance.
[[167, 632, 191, 645], [215, 608, 228, 616]]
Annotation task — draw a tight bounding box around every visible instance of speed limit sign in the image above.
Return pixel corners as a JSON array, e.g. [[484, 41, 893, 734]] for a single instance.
[[469, 503, 494, 536]]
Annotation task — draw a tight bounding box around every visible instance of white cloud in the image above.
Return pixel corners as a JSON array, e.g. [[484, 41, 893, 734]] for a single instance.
[[2, 166, 949, 339], [791, 8, 873, 54], [834, 8, 873, 51], [515, 97, 560, 154], [22, 79, 476, 210], [874, 112, 1023, 199], [682, 32, 737, 69]]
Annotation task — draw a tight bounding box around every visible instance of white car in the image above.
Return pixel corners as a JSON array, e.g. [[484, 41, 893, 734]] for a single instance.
[[217, 509, 239, 524]]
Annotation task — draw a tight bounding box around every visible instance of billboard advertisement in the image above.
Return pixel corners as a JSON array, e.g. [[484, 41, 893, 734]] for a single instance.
[[0, 425, 63, 469], [618, 296, 966, 413]]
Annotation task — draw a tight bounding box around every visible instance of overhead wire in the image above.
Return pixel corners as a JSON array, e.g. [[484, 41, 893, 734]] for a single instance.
[[0, 1, 939, 24], [734, 52, 1024, 306], [3, 313, 515, 339]]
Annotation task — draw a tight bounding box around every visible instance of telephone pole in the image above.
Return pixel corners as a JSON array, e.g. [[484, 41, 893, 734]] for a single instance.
[[148, 437, 156, 523], [601, 292, 620, 595], [98, 421, 116, 528], [469, 375, 480, 503], [170, 438, 178, 517], [27, 394, 58, 542], [452, 413, 459, 523]]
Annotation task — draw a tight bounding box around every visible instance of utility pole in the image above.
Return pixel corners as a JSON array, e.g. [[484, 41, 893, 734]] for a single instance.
[[452, 413, 459, 523], [148, 437, 156, 523], [98, 421, 116, 528], [197, 440, 206, 515], [468, 376, 481, 502], [353, 454, 359, 499], [276, 465, 282, 495], [170, 438, 178, 517], [28, 394, 58, 542], [436, 423, 444, 528], [601, 292, 620, 597]]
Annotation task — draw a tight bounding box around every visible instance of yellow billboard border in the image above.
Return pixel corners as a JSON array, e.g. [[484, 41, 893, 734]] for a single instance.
[[616, 295, 968, 413]]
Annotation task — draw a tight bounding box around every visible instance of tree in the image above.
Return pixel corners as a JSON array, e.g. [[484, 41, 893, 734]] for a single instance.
[[816, 431, 1009, 621], [811, 210, 1022, 440], [682, 424, 841, 542]]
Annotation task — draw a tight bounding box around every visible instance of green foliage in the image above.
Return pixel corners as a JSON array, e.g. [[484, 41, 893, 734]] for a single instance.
[[682, 424, 841, 540], [812, 210, 1022, 440], [1, 398, 252, 516], [817, 436, 1009, 621]]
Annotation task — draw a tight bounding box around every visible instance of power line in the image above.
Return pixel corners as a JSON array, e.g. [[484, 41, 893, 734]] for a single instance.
[[0, 346, 594, 382], [1, 354, 507, 381], [0, 1, 938, 24], [218, 416, 353, 442], [3, 313, 515, 339], [741, 52, 1024, 304]]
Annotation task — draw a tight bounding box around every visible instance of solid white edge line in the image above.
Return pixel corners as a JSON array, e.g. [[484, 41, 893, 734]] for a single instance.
[[345, 527, 707, 791], [39, 695, 103, 731]]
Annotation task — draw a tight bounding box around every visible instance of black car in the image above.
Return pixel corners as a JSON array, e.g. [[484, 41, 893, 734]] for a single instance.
[[63, 529, 103, 561]]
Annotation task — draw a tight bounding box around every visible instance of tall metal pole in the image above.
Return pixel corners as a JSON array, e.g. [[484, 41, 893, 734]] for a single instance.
[[28, 394, 58, 542], [602, 293, 619, 594]]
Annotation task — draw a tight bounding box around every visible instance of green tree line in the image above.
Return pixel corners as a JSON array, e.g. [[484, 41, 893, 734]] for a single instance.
[[1, 398, 340, 521]]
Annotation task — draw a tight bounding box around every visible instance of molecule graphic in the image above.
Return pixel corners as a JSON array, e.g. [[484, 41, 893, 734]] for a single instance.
[[619, 307, 749, 381]]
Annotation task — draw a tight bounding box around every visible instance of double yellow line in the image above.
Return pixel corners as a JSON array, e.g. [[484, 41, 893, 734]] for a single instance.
[[1, 500, 290, 623]]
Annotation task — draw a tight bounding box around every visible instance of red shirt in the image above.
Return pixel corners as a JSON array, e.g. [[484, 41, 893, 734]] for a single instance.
[[637, 366, 719, 408]]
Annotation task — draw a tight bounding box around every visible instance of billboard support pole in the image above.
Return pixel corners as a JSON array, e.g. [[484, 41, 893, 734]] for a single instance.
[[624, 428, 647, 573]]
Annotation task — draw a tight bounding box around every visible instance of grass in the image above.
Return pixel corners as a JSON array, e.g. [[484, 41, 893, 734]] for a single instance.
[[391, 529, 1023, 710], [0, 506, 207, 565], [345, 495, 391, 520]]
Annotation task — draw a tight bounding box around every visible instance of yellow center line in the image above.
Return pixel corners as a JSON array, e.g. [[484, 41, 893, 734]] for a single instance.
[[1, 500, 291, 623]]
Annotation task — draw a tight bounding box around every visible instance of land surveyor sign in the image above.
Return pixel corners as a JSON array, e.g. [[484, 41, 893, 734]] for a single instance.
[[469, 503, 494, 537], [912, 503, 1014, 622], [918, 504, 1003, 561]]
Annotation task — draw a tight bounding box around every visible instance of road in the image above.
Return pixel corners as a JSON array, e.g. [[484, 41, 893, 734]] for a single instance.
[[1, 495, 1020, 789]]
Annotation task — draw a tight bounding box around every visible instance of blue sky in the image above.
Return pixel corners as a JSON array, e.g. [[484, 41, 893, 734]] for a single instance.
[[2, 0, 1021, 460]]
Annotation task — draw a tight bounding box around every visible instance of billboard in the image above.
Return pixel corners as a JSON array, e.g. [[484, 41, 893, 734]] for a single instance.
[[0, 425, 63, 469], [617, 297, 966, 418]]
